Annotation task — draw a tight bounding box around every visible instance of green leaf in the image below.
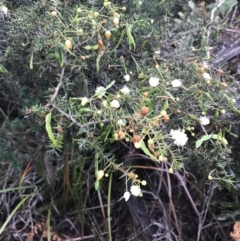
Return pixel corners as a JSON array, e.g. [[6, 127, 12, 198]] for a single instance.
[[29, 52, 33, 70], [196, 139, 203, 149], [144, 98, 153, 112], [92, 80, 115, 98], [78, 108, 93, 114], [0, 64, 8, 74], [211, 134, 228, 146], [196, 134, 212, 148], [213, 110, 219, 123], [54, 49, 62, 64], [219, 0, 237, 16], [196, 133, 228, 148], [201, 134, 212, 142], [96, 53, 103, 72], [92, 44, 99, 50], [98, 125, 112, 142], [140, 141, 155, 160], [126, 24, 136, 51], [95, 180, 100, 190], [228, 98, 240, 115], [165, 91, 176, 103], [204, 92, 214, 102], [83, 45, 93, 50], [162, 100, 169, 111]]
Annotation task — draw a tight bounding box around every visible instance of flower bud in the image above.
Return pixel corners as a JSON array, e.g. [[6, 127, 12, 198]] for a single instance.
[[97, 170, 104, 180], [65, 40, 72, 50], [51, 11, 57, 18], [105, 30, 111, 40], [81, 97, 88, 106], [123, 191, 130, 201], [141, 106, 149, 117], [113, 17, 119, 26], [160, 110, 167, 116]]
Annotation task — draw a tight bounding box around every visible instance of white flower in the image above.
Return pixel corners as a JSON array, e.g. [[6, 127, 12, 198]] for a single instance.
[[202, 72, 211, 80], [123, 191, 130, 201], [110, 100, 120, 108], [102, 100, 108, 107], [149, 77, 159, 87], [95, 86, 105, 98], [81, 97, 88, 106], [117, 119, 126, 127], [124, 74, 130, 82], [130, 185, 141, 196], [170, 129, 188, 146], [1, 6, 8, 15], [199, 116, 210, 126], [154, 50, 160, 55], [171, 79, 182, 87], [120, 85, 131, 94]]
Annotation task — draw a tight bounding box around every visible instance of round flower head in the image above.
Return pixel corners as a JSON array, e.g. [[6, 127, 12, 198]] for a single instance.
[[110, 100, 120, 108], [170, 129, 188, 146], [199, 116, 210, 126], [117, 119, 126, 127], [171, 79, 182, 87], [124, 74, 130, 82], [149, 77, 159, 87], [102, 100, 108, 107], [202, 72, 211, 80], [95, 86, 106, 98], [130, 185, 141, 196], [120, 85, 131, 95]]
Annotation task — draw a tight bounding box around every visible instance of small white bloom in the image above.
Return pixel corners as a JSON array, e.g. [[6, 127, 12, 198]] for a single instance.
[[110, 99, 120, 108], [199, 116, 210, 126], [81, 97, 88, 106], [120, 85, 131, 94], [1, 6, 8, 15], [95, 86, 105, 98], [171, 79, 182, 87], [170, 129, 188, 146], [123, 191, 130, 201], [130, 185, 141, 196], [117, 119, 126, 127], [134, 142, 141, 149], [97, 170, 104, 180], [202, 72, 211, 80], [123, 74, 130, 82], [149, 77, 159, 87], [102, 100, 108, 107]]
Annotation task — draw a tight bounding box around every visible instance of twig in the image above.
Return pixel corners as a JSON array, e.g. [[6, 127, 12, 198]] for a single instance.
[[231, 6, 238, 24], [45, 66, 65, 108], [53, 104, 82, 128], [196, 183, 216, 241], [206, 0, 226, 59], [52, 104, 111, 129]]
